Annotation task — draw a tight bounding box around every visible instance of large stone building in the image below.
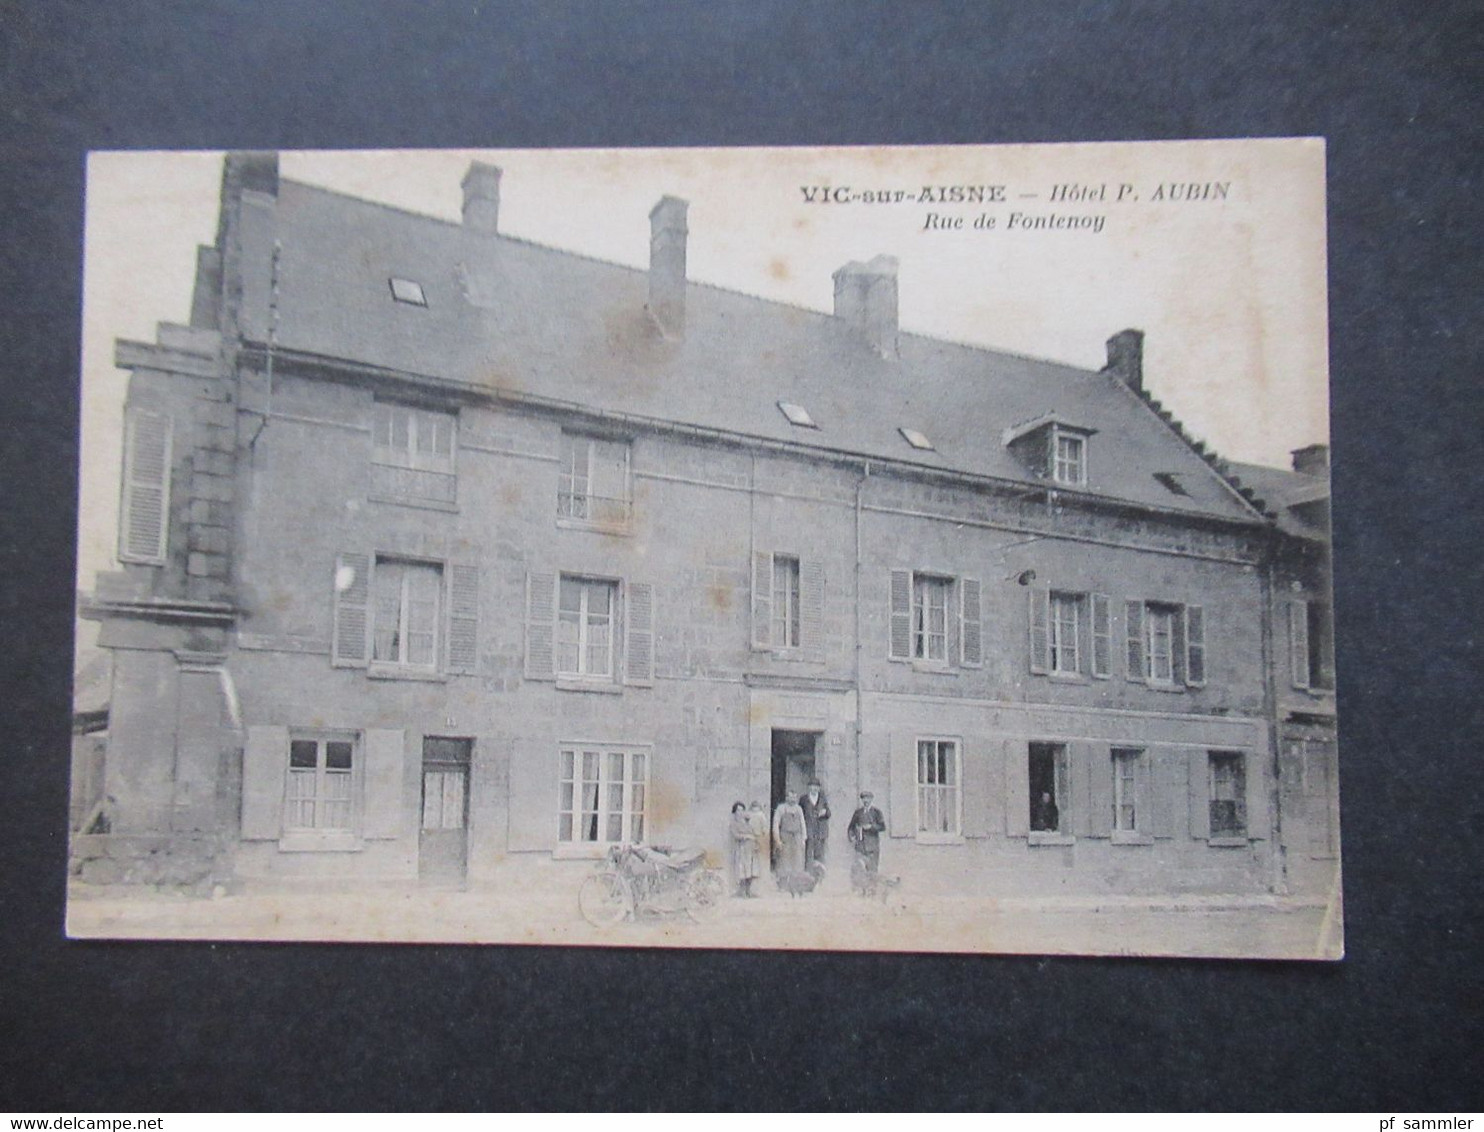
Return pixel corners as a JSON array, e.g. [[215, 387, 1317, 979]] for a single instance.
[[77, 152, 1335, 900]]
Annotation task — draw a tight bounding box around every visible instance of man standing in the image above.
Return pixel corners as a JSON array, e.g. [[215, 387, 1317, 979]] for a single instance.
[[847, 790, 886, 877], [772, 790, 807, 875], [800, 779, 830, 869]]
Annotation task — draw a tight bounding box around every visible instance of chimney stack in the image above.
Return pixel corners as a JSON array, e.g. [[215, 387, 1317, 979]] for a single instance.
[[649, 196, 688, 336], [1105, 328, 1145, 392], [461, 161, 502, 235], [833, 255, 899, 358], [1291, 443, 1330, 477]]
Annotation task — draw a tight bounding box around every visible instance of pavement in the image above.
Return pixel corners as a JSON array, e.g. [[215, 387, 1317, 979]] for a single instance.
[[65, 879, 1342, 960]]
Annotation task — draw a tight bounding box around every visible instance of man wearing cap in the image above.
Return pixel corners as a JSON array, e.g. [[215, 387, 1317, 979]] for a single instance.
[[800, 779, 831, 869], [847, 790, 887, 877]]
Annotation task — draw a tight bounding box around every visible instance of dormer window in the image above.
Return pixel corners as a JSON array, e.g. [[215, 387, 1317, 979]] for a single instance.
[[777, 401, 818, 429], [389, 277, 427, 306], [899, 427, 935, 451], [1051, 427, 1086, 486], [1003, 414, 1096, 486]]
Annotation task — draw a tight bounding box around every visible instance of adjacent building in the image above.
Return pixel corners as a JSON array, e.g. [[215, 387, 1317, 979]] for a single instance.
[[76, 152, 1336, 900]]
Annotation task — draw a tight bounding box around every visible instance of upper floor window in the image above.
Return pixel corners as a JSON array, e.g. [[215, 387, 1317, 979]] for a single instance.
[[558, 433, 632, 529], [888, 570, 982, 668], [912, 574, 951, 662], [1029, 589, 1111, 679], [372, 558, 442, 670], [1289, 597, 1335, 691], [772, 555, 801, 649], [118, 407, 173, 565], [1124, 599, 1206, 688], [371, 401, 457, 508], [1051, 428, 1086, 485], [558, 576, 617, 680], [1049, 591, 1083, 675]]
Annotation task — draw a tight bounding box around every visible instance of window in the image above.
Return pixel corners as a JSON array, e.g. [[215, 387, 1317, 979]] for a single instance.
[[559, 746, 647, 846], [388, 277, 427, 306], [1051, 427, 1086, 485], [1208, 752, 1247, 838], [371, 401, 457, 507], [558, 433, 631, 528], [285, 735, 355, 832], [558, 576, 617, 679], [372, 558, 442, 669], [777, 401, 818, 429], [118, 408, 172, 564], [1112, 748, 1141, 833], [899, 427, 935, 451], [1050, 592, 1082, 675], [1028, 742, 1069, 835], [1290, 597, 1334, 691], [1125, 600, 1206, 688], [912, 574, 950, 662], [772, 555, 801, 649], [916, 739, 960, 837]]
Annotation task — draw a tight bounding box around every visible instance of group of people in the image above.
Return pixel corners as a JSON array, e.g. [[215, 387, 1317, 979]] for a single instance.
[[726, 781, 887, 898]]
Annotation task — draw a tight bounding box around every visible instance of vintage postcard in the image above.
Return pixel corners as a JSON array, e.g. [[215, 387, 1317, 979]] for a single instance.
[[69, 140, 1340, 958]]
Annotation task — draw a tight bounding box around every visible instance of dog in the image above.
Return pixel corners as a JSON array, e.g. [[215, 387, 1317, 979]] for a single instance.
[[850, 855, 902, 902], [775, 861, 826, 897]]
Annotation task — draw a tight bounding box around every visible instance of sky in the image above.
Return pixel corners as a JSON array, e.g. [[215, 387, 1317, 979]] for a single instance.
[[77, 140, 1329, 658]]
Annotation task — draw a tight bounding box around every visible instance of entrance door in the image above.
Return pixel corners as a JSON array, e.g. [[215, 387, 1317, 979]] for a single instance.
[[770, 729, 819, 814], [419, 737, 471, 886]]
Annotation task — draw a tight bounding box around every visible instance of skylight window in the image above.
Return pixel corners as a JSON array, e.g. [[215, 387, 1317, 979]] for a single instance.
[[389, 277, 427, 306], [1153, 472, 1191, 497], [899, 427, 935, 451], [777, 401, 818, 429]]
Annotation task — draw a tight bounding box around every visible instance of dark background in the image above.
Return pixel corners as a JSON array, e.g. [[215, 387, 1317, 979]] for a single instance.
[[2, 0, 1480, 1112]]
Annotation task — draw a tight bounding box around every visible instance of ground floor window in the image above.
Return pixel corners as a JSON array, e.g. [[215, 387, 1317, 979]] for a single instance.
[[1112, 747, 1142, 833], [1209, 751, 1248, 837], [1028, 742, 1069, 833], [286, 734, 355, 832], [559, 746, 648, 845], [916, 738, 959, 836]]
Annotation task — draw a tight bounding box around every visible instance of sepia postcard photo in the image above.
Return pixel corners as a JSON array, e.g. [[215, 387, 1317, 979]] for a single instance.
[[68, 140, 1341, 958]]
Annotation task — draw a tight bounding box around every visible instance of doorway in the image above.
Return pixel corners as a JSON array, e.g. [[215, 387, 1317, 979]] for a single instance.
[[770, 729, 819, 815], [419, 737, 471, 886]]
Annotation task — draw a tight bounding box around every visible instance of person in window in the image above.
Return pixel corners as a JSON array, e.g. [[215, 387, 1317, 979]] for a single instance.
[[1032, 790, 1060, 833], [728, 801, 761, 898], [772, 790, 807, 876], [800, 779, 830, 869], [847, 790, 886, 876]]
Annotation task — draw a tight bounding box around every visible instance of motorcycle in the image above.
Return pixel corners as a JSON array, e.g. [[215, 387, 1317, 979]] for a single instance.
[[578, 843, 726, 927]]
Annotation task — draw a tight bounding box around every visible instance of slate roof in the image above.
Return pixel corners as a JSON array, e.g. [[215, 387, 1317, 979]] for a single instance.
[[234, 177, 1262, 525], [1228, 461, 1331, 541]]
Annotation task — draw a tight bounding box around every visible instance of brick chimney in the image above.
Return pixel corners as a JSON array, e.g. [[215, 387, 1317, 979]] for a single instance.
[[1105, 329, 1145, 392], [461, 161, 502, 235], [1291, 443, 1330, 476], [833, 255, 899, 358], [649, 196, 688, 336]]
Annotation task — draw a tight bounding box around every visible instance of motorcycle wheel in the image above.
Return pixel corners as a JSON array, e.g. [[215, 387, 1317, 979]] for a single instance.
[[687, 870, 726, 922], [578, 873, 632, 927]]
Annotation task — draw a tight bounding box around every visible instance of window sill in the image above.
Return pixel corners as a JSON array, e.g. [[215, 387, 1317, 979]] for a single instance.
[[1143, 680, 1187, 694], [556, 517, 633, 537], [1111, 830, 1155, 846], [1207, 836, 1250, 848], [553, 842, 614, 860], [367, 493, 459, 515], [556, 677, 623, 695], [909, 660, 957, 675], [367, 664, 446, 683], [278, 832, 362, 853], [914, 833, 964, 846], [1028, 831, 1076, 847], [1048, 671, 1088, 684]]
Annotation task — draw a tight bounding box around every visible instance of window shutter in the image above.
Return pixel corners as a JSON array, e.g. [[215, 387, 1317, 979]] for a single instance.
[[888, 570, 912, 660], [1069, 743, 1094, 837], [1188, 750, 1211, 840], [1152, 749, 1185, 839], [1289, 599, 1311, 690], [525, 571, 556, 681], [331, 552, 372, 668], [960, 577, 983, 667], [1185, 604, 1206, 687], [625, 581, 655, 686], [888, 732, 916, 837], [1172, 605, 1188, 685], [241, 725, 288, 840], [507, 741, 556, 852], [1125, 599, 1146, 682], [800, 558, 825, 662], [446, 562, 479, 674], [363, 728, 406, 840], [119, 408, 172, 564], [1136, 751, 1155, 838], [751, 551, 773, 650], [1088, 747, 1114, 838], [961, 737, 996, 838], [1005, 740, 1030, 837], [1091, 593, 1112, 678], [1028, 588, 1050, 674], [1244, 752, 1269, 840]]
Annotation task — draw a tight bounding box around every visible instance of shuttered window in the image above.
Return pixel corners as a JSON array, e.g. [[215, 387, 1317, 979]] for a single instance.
[[119, 408, 172, 564], [528, 572, 653, 687], [332, 553, 478, 675], [1124, 599, 1207, 689], [285, 735, 355, 832], [373, 559, 442, 669], [753, 552, 824, 658]]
